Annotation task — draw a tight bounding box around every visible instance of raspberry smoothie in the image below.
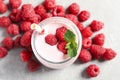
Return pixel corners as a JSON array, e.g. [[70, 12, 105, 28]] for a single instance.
[[31, 17, 82, 69]]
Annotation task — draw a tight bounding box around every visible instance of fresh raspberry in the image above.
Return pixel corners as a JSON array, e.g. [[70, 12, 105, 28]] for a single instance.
[[45, 34, 57, 46], [21, 4, 35, 21], [9, 0, 22, 9], [52, 5, 65, 17], [68, 3, 80, 15], [82, 27, 93, 38], [44, 0, 56, 10], [0, 16, 11, 27], [34, 4, 46, 16], [14, 36, 22, 47], [86, 64, 100, 77], [28, 14, 41, 24], [103, 48, 116, 60], [1, 36, 14, 50], [0, 46, 8, 58], [27, 59, 40, 72], [65, 14, 78, 25], [56, 26, 67, 41], [90, 44, 106, 59], [78, 49, 92, 63], [9, 9, 21, 22], [20, 31, 33, 47], [20, 21, 31, 32], [57, 41, 67, 54], [7, 24, 19, 35], [93, 33, 105, 46], [0, 2, 8, 13], [90, 20, 104, 32], [78, 10, 90, 22], [76, 22, 84, 31], [20, 50, 32, 62], [82, 38, 92, 49], [41, 13, 52, 20]]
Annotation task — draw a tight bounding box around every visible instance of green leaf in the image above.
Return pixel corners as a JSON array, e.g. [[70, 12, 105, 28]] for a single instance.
[[64, 30, 75, 42], [67, 48, 77, 57], [65, 42, 71, 49]]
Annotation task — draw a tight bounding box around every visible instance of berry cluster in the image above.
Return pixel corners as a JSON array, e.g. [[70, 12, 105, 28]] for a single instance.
[[0, 0, 117, 77]]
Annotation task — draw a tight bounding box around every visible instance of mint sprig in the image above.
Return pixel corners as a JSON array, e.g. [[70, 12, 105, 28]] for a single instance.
[[64, 30, 78, 57]]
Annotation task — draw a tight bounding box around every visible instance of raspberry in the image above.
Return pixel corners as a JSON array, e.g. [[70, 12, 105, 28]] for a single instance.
[[76, 22, 84, 31], [1, 36, 14, 50], [9, 0, 22, 9], [56, 26, 67, 41], [25, 45, 33, 52], [21, 4, 35, 21], [0, 2, 8, 13], [78, 10, 90, 22], [14, 36, 22, 47], [82, 38, 92, 49], [28, 14, 41, 24], [20, 31, 33, 47], [45, 34, 57, 46], [90, 44, 106, 59], [65, 14, 78, 24], [0, 46, 8, 58], [57, 41, 67, 54], [9, 9, 21, 22], [0, 16, 11, 27], [90, 20, 104, 32], [103, 48, 116, 60], [44, 0, 56, 10], [82, 27, 93, 38], [78, 49, 92, 63], [20, 21, 31, 32], [86, 64, 100, 77], [52, 5, 65, 17], [7, 24, 19, 35], [68, 3, 80, 15], [27, 59, 40, 72], [41, 13, 52, 20], [34, 4, 46, 16], [93, 33, 105, 46], [20, 50, 32, 62]]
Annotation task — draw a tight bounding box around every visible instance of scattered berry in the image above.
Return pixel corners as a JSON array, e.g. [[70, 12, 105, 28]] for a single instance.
[[20, 31, 33, 47], [65, 14, 78, 24], [0, 46, 8, 58], [93, 33, 105, 46], [1, 36, 14, 50], [52, 5, 65, 17], [44, 0, 56, 10], [20, 50, 32, 62], [82, 38, 92, 49], [103, 48, 116, 60], [45, 34, 57, 46], [76, 22, 84, 31], [9, 9, 21, 22], [86, 64, 100, 77], [27, 59, 40, 72], [56, 26, 67, 41], [0, 2, 8, 13], [14, 36, 22, 47], [90, 44, 106, 59], [68, 3, 80, 15], [20, 21, 31, 32], [78, 10, 90, 22], [0, 16, 11, 27], [82, 27, 93, 38], [7, 24, 19, 35], [9, 0, 22, 9], [79, 49, 92, 63], [90, 20, 104, 32], [41, 13, 52, 20], [28, 14, 41, 24], [34, 4, 46, 16], [57, 41, 67, 54]]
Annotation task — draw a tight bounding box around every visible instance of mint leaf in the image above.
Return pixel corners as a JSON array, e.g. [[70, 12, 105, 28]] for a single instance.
[[64, 30, 75, 42], [65, 42, 71, 49], [67, 48, 77, 57]]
